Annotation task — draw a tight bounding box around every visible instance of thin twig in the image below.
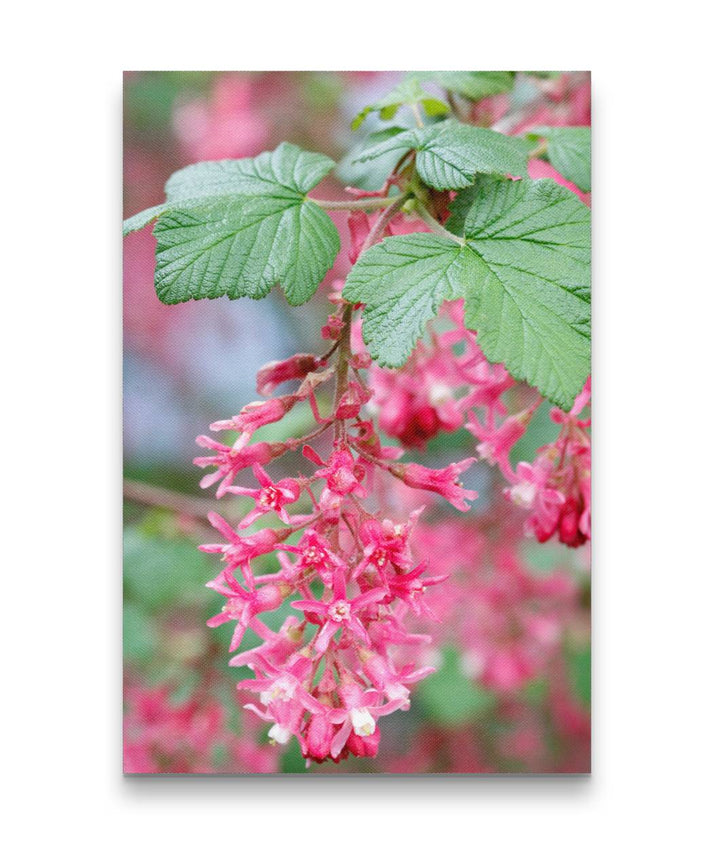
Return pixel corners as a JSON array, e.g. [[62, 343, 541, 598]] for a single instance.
[[123, 479, 216, 522]]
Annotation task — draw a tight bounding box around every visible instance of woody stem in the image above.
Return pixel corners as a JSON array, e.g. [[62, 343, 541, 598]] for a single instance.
[[333, 191, 411, 445], [332, 303, 354, 444]]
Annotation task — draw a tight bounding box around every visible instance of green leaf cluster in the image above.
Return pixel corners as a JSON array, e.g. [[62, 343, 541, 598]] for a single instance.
[[122, 143, 341, 306], [351, 77, 449, 130], [122, 81, 592, 410], [352, 72, 517, 131]]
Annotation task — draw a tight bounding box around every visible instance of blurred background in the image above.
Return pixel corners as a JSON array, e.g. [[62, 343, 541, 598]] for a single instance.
[[123, 71, 591, 774]]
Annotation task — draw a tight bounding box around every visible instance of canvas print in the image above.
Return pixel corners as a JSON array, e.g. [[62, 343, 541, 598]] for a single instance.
[[123, 71, 591, 774]]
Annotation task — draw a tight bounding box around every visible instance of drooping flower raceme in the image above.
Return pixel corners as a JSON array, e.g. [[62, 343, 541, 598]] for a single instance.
[[195, 302, 477, 764]]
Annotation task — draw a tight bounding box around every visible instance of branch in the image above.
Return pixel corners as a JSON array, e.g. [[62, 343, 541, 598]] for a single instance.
[[123, 479, 216, 523]]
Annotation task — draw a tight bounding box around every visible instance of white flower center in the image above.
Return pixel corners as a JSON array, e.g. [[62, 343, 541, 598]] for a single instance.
[[259, 486, 280, 509], [510, 481, 537, 509], [350, 707, 376, 737], [428, 382, 453, 407], [385, 683, 410, 703], [268, 723, 291, 745], [328, 600, 351, 622], [260, 676, 295, 706]]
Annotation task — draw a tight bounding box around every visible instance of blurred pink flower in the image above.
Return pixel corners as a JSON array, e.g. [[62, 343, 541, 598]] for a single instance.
[[174, 74, 269, 162]]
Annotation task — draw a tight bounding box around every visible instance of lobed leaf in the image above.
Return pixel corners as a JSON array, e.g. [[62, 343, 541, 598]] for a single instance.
[[164, 143, 336, 202], [354, 120, 531, 190], [458, 176, 591, 410], [343, 233, 468, 366], [344, 176, 591, 409], [153, 194, 339, 306], [122, 143, 340, 306]]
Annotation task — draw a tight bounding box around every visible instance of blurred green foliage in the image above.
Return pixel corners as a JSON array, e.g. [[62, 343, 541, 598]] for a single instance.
[[567, 645, 591, 709], [124, 526, 216, 611], [416, 647, 496, 726]]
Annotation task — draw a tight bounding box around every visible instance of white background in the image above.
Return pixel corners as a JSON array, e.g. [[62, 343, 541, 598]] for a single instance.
[[2, 2, 718, 853]]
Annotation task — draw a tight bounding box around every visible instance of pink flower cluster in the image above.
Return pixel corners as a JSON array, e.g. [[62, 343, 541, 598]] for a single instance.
[[411, 519, 581, 693], [501, 381, 591, 547], [194, 309, 478, 764], [368, 300, 514, 450], [123, 679, 276, 774], [366, 300, 591, 547]]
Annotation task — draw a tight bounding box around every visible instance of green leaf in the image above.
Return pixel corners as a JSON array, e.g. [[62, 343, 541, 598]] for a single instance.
[[530, 126, 591, 192], [345, 176, 591, 409], [351, 76, 449, 130], [420, 71, 515, 100], [458, 176, 591, 410], [335, 126, 411, 191], [343, 232, 468, 366], [153, 194, 339, 306], [354, 120, 530, 190], [164, 144, 336, 202], [122, 143, 341, 306], [416, 648, 496, 726]]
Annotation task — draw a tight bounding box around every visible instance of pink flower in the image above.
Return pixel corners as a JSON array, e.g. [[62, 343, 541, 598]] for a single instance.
[[237, 655, 325, 716], [224, 463, 301, 526], [333, 381, 372, 420], [301, 710, 339, 762], [194, 438, 286, 497], [347, 210, 371, 264], [327, 682, 406, 758], [199, 512, 291, 584], [386, 561, 449, 616], [228, 616, 304, 669], [321, 313, 345, 341], [353, 510, 422, 582], [369, 348, 465, 449], [391, 458, 478, 511], [505, 378, 591, 546], [255, 353, 323, 397], [360, 650, 435, 706], [291, 570, 386, 654], [279, 529, 345, 586], [303, 445, 367, 498], [209, 397, 296, 448], [466, 400, 540, 482]]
